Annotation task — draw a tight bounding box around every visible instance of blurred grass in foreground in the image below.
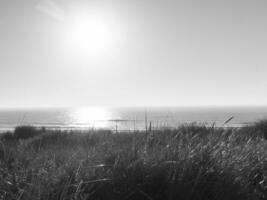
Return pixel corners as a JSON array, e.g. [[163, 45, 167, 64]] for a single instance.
[[1, 121, 267, 200]]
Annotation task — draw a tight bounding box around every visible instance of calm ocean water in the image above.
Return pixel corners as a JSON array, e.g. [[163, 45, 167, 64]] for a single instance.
[[1, 107, 267, 133]]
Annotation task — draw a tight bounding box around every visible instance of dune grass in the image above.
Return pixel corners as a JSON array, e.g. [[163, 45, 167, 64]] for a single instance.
[[1, 122, 267, 200]]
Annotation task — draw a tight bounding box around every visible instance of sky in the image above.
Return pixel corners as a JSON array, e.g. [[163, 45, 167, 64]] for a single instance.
[[1, 0, 267, 108]]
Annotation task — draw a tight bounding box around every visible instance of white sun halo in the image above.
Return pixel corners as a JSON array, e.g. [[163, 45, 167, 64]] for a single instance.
[[65, 11, 115, 59]]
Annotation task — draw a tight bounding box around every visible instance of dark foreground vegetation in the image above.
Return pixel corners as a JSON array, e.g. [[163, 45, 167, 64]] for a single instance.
[[1, 121, 267, 200]]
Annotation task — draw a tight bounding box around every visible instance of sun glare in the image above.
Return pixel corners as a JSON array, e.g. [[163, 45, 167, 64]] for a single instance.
[[71, 107, 111, 127], [65, 11, 115, 59]]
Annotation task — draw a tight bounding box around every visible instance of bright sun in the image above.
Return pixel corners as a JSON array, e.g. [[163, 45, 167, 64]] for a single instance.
[[65, 11, 115, 58]]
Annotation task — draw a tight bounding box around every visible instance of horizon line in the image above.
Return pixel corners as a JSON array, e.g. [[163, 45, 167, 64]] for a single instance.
[[1, 105, 267, 110]]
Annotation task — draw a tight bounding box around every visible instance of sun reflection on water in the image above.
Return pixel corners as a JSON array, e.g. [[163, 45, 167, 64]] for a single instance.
[[70, 107, 112, 128]]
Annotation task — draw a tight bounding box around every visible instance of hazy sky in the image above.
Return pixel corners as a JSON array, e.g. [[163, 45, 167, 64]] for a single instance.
[[1, 0, 267, 108]]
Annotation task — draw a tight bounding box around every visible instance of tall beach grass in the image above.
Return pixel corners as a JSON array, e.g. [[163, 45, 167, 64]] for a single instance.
[[1, 122, 267, 199]]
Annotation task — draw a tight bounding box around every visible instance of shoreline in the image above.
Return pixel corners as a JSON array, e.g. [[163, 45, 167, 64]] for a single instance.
[[0, 122, 251, 134]]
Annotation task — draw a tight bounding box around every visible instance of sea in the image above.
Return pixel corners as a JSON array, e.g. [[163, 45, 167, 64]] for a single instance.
[[1, 106, 267, 133]]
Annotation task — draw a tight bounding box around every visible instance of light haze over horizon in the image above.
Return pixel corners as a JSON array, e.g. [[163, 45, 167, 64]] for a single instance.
[[1, 0, 267, 108]]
